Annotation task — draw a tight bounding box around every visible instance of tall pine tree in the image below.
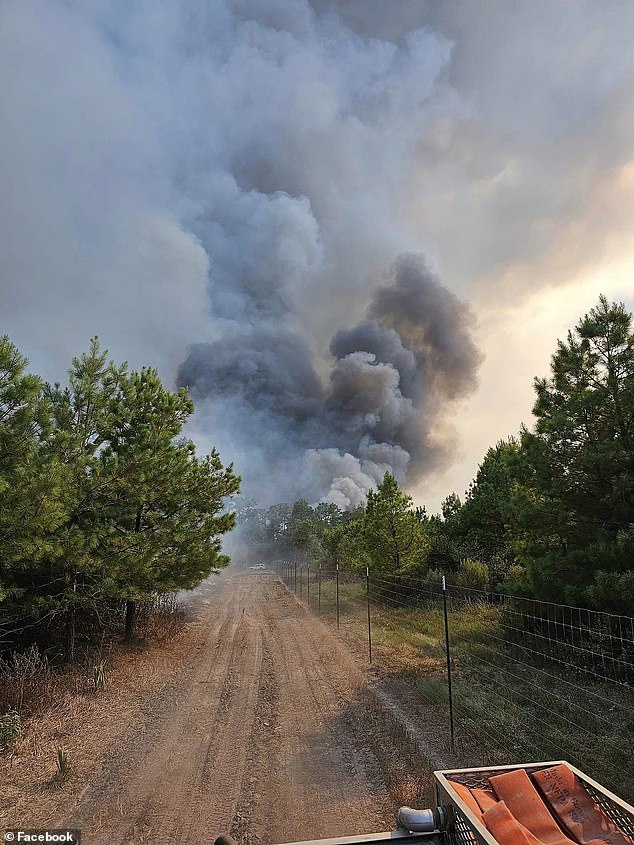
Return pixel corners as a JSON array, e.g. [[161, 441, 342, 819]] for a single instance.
[[518, 296, 634, 608], [0, 337, 65, 632], [363, 472, 427, 575], [100, 366, 239, 639]]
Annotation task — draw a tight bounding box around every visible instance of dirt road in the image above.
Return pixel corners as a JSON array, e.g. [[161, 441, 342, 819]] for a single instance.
[[60, 571, 396, 844]]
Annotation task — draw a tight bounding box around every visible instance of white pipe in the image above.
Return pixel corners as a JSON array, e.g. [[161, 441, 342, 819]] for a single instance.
[[396, 807, 439, 833]]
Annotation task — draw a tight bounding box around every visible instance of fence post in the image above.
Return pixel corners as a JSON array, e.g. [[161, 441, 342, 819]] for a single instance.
[[442, 574, 455, 752], [294, 561, 297, 593], [300, 565, 303, 600], [366, 566, 372, 664], [336, 564, 340, 630], [307, 564, 310, 607], [318, 564, 322, 614]]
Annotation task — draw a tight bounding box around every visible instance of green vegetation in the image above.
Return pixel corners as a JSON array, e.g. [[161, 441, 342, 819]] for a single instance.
[[0, 709, 22, 748], [0, 336, 240, 659], [437, 296, 634, 610], [246, 296, 634, 614], [372, 601, 499, 655], [362, 475, 427, 575], [513, 296, 634, 608], [314, 575, 633, 798]]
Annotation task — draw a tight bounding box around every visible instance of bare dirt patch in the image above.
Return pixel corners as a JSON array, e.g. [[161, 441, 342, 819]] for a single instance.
[[3, 572, 434, 844]]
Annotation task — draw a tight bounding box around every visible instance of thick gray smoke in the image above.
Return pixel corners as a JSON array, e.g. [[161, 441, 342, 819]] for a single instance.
[[179, 254, 481, 508], [18, 1, 634, 507], [137, 0, 485, 508]]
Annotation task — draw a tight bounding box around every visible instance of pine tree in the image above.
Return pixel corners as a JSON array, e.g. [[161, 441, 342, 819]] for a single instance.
[[0, 337, 65, 625], [362, 472, 427, 575], [518, 296, 634, 606], [1, 337, 241, 653], [99, 366, 240, 639], [43, 338, 127, 658]]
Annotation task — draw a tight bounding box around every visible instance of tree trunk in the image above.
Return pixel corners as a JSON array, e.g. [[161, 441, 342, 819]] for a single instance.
[[124, 505, 143, 642], [124, 599, 136, 642], [66, 606, 76, 662], [66, 573, 78, 661]]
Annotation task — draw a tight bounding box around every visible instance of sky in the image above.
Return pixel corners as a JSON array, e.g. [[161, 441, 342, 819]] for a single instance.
[[2, 0, 634, 512]]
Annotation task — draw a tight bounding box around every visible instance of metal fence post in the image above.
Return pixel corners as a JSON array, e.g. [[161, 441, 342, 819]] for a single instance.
[[336, 564, 340, 630], [307, 564, 310, 607], [366, 566, 372, 664], [442, 574, 455, 752], [318, 564, 322, 614]]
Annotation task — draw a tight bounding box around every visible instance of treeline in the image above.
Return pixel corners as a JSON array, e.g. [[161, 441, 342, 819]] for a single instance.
[[239, 296, 634, 614], [0, 337, 239, 658]]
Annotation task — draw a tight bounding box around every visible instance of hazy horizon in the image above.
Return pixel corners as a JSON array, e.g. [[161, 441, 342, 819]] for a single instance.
[[3, 1, 634, 512]]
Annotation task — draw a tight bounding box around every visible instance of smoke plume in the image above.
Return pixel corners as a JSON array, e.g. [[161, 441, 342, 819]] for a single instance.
[[32, 0, 634, 506], [179, 254, 481, 508]]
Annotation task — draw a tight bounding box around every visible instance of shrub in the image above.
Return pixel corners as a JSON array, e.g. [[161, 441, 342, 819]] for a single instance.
[[454, 558, 489, 591], [0, 644, 56, 715], [0, 709, 22, 748]]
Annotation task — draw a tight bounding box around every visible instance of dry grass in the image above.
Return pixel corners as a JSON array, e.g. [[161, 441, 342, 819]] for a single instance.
[[0, 595, 185, 716], [136, 593, 186, 642], [0, 597, 194, 827], [0, 644, 58, 716], [360, 694, 434, 806], [319, 579, 634, 801]]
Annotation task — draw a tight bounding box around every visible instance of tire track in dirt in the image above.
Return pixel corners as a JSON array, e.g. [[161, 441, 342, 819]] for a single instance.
[[230, 636, 280, 845], [175, 622, 263, 844], [60, 572, 399, 844], [265, 611, 392, 843], [65, 577, 255, 844]]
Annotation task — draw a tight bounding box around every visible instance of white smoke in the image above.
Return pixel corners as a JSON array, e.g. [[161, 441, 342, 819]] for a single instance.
[[4, 1, 633, 507]]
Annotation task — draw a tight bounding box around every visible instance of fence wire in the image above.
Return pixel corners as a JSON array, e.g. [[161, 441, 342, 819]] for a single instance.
[[273, 560, 634, 802]]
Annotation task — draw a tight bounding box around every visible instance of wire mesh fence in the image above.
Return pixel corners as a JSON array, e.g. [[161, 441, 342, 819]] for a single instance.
[[273, 560, 634, 802]]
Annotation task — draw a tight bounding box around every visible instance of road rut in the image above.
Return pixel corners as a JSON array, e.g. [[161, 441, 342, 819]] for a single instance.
[[61, 572, 395, 844]]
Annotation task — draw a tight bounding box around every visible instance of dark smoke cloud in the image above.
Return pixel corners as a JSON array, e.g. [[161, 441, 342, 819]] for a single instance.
[[369, 254, 480, 401], [4, 1, 632, 511], [179, 328, 323, 425], [179, 254, 481, 508]]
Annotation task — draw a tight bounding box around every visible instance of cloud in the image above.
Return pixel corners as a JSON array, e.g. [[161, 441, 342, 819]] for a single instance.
[[2, 0, 634, 510]]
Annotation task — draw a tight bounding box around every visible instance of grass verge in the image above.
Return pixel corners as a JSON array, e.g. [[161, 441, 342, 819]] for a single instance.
[[308, 577, 634, 802]]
